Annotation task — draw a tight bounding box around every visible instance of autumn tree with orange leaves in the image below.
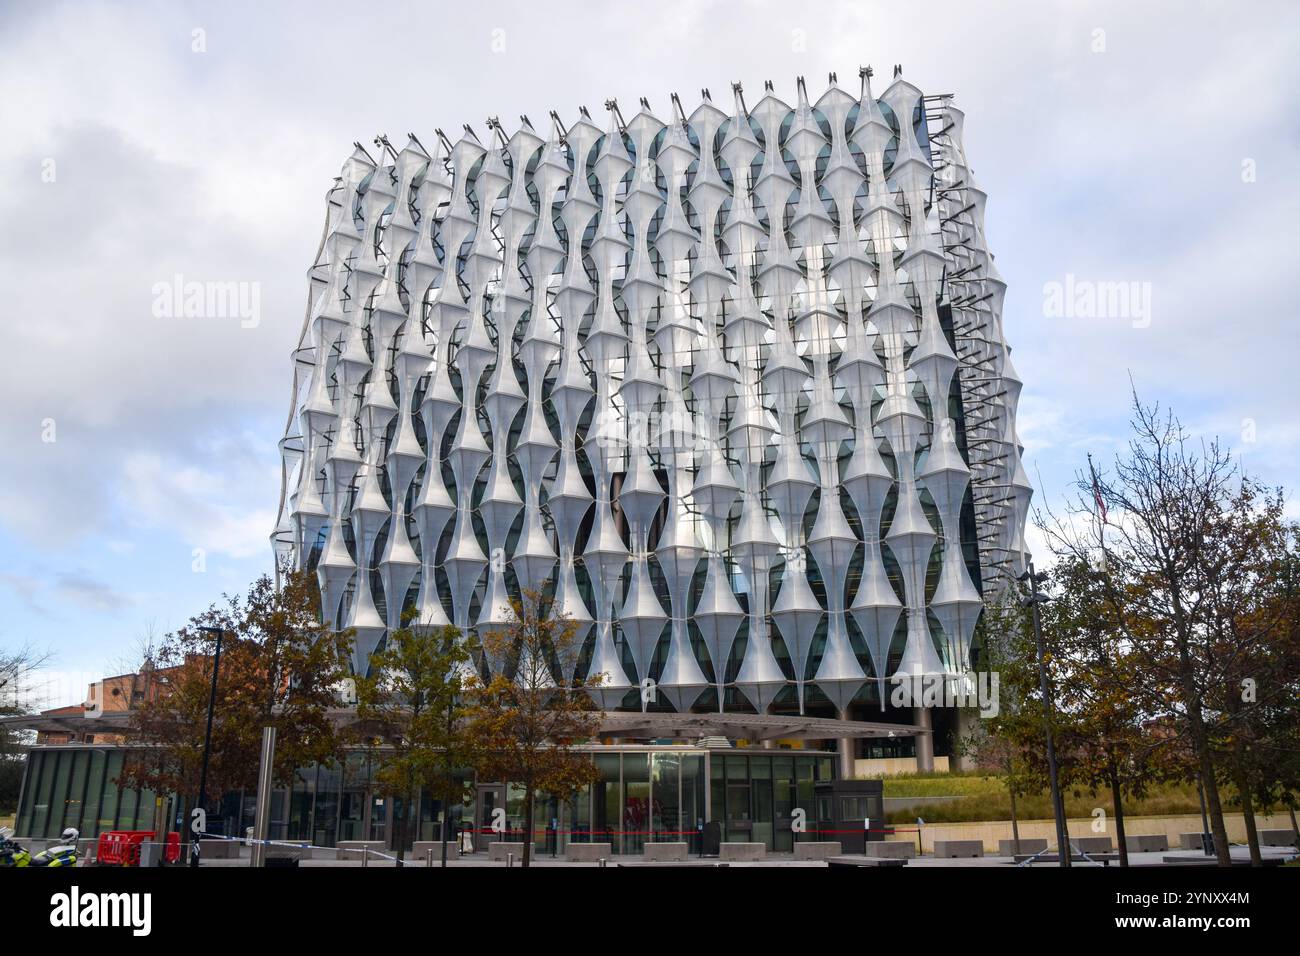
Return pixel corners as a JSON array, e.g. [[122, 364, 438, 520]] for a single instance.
[[462, 590, 602, 867], [120, 570, 353, 828]]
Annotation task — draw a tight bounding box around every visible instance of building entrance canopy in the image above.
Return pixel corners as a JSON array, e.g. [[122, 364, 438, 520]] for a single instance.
[[3, 708, 925, 745], [597, 711, 925, 742]]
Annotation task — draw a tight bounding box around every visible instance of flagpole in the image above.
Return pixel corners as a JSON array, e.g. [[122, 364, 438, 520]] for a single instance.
[[1088, 453, 1108, 564]]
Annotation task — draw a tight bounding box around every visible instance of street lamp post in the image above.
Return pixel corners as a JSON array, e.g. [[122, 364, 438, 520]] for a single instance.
[[1021, 563, 1071, 868], [191, 625, 226, 868]]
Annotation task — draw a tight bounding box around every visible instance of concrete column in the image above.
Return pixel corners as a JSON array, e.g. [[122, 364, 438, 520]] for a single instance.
[[837, 707, 856, 779], [914, 707, 934, 772]]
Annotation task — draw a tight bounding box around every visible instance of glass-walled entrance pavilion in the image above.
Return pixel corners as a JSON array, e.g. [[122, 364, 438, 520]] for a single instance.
[[16, 744, 837, 854], [479, 746, 835, 855]]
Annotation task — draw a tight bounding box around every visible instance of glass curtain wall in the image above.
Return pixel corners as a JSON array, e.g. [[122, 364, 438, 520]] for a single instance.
[[17, 747, 834, 852], [710, 753, 834, 849], [16, 748, 162, 840]]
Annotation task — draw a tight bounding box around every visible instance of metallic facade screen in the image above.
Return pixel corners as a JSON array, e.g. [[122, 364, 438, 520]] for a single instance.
[[273, 72, 1030, 715]]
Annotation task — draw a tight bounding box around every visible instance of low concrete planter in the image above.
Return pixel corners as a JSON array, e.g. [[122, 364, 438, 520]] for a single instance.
[[643, 842, 689, 862], [1125, 834, 1169, 852], [1072, 836, 1113, 854], [566, 842, 613, 862], [412, 841, 457, 861], [866, 841, 916, 859], [487, 842, 528, 862], [793, 842, 842, 860], [718, 842, 765, 861], [934, 840, 983, 858], [200, 839, 241, 859], [1258, 829, 1298, 847], [997, 838, 1047, 856]]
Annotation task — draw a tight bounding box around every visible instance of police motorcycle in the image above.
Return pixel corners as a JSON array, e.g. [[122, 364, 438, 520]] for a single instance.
[[0, 826, 80, 867]]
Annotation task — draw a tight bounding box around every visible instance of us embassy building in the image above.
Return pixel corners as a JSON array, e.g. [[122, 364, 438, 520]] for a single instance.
[[14, 71, 1029, 855]]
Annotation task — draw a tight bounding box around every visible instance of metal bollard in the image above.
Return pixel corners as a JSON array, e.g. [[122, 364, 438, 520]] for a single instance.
[[427, 847, 434, 867], [507, 851, 514, 868], [599, 857, 607, 868], [362, 845, 369, 868]]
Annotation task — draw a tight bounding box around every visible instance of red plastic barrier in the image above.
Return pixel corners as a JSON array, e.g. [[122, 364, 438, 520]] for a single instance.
[[95, 830, 182, 866]]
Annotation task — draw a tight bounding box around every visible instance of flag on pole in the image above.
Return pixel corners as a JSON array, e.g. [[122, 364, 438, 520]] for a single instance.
[[1088, 454, 1107, 524]]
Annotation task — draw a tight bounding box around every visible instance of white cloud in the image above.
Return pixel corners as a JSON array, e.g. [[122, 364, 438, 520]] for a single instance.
[[118, 448, 278, 560]]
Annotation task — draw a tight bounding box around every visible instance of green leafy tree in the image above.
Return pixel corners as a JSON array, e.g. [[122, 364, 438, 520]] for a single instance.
[[959, 595, 1045, 854], [353, 621, 473, 864], [463, 590, 602, 867], [1037, 553, 1161, 866], [1199, 500, 1300, 862]]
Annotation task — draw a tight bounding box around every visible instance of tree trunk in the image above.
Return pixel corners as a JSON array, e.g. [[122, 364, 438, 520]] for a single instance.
[[395, 798, 406, 865], [1230, 737, 1262, 866], [522, 788, 534, 868], [1108, 760, 1128, 867], [440, 787, 450, 868], [1175, 633, 1232, 866], [1190, 718, 1232, 866], [1008, 782, 1020, 854], [395, 774, 413, 865]]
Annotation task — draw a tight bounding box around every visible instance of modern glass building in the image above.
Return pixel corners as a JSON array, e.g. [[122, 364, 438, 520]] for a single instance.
[[15, 739, 836, 855], [269, 68, 1028, 774]]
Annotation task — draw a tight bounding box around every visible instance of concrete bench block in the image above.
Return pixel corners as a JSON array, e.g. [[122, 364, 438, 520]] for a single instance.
[[998, 838, 1048, 856], [1179, 832, 1214, 851], [793, 842, 843, 860], [718, 842, 765, 861], [643, 842, 690, 862], [487, 841, 528, 862], [1258, 829, 1298, 847], [1072, 836, 1113, 854], [1125, 834, 1169, 852], [200, 839, 241, 859], [866, 841, 916, 859], [566, 842, 613, 862], [934, 840, 984, 858], [412, 842, 456, 861]]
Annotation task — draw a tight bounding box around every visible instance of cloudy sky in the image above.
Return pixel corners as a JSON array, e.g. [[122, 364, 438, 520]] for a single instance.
[[3, 0, 1297, 707]]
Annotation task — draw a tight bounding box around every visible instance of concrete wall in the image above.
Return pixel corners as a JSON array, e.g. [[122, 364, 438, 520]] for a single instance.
[[854, 756, 950, 778], [910, 813, 1296, 854]]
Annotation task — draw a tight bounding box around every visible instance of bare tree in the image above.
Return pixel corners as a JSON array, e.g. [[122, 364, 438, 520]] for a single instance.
[[0, 644, 51, 815], [1040, 393, 1285, 866]]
